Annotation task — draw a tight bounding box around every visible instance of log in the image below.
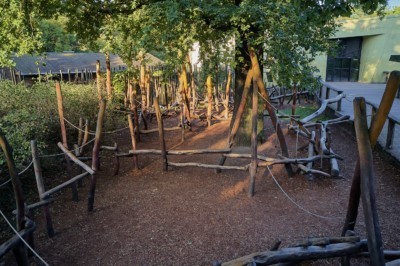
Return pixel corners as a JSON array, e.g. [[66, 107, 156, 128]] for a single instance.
[[207, 74, 213, 127], [319, 123, 330, 155], [330, 148, 340, 178], [88, 99, 106, 212], [12, 199, 54, 215], [306, 131, 316, 181], [300, 93, 346, 124], [57, 142, 95, 175], [302, 115, 351, 128], [222, 240, 368, 266], [0, 218, 36, 258], [100, 144, 118, 151], [296, 164, 331, 178], [168, 148, 232, 155], [353, 97, 384, 265], [168, 162, 249, 171], [249, 79, 258, 197], [290, 236, 360, 247]]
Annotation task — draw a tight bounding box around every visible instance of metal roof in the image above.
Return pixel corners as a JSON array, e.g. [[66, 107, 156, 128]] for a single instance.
[[12, 52, 163, 75]]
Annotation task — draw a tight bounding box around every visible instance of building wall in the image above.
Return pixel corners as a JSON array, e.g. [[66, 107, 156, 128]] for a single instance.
[[312, 15, 400, 83]]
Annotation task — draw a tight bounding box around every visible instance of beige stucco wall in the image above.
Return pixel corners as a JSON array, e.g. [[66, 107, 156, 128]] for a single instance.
[[312, 15, 400, 83]]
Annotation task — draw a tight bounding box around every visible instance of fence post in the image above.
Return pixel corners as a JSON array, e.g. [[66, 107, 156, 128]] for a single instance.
[[325, 86, 330, 100]]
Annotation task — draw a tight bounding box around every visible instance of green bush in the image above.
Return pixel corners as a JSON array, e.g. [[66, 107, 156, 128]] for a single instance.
[[0, 80, 126, 169]]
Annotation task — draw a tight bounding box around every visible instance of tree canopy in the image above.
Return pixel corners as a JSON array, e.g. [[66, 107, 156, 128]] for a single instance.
[[1, 0, 387, 85]]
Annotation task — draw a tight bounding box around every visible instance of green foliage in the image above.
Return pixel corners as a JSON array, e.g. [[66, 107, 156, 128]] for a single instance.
[[0, 81, 100, 168], [39, 17, 80, 52]]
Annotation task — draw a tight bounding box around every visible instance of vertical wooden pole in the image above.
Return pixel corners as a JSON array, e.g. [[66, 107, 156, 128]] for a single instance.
[[79, 119, 89, 155], [106, 53, 112, 100], [307, 131, 316, 181], [88, 99, 106, 211], [342, 71, 400, 236], [249, 79, 258, 197], [77, 117, 84, 147], [206, 74, 213, 127], [68, 68, 71, 82], [132, 81, 141, 142], [181, 103, 185, 142], [128, 114, 139, 170], [154, 97, 168, 171], [146, 67, 151, 109], [180, 64, 192, 125], [31, 140, 55, 237], [225, 70, 232, 119], [55, 82, 78, 202], [96, 60, 102, 101], [0, 130, 28, 265], [353, 97, 384, 265]]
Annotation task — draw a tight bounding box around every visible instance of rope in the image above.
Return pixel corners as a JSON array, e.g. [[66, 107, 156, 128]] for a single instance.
[[266, 165, 341, 220], [18, 160, 33, 175], [63, 118, 96, 136], [0, 209, 50, 266], [0, 160, 34, 189], [0, 178, 11, 189], [39, 137, 96, 158], [63, 117, 129, 135]]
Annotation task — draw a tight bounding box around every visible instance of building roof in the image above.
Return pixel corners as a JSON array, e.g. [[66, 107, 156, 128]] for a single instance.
[[12, 52, 163, 75]]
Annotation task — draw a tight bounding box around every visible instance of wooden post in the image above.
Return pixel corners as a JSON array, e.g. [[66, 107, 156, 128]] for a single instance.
[[31, 140, 54, 237], [325, 87, 330, 100], [106, 53, 112, 100], [96, 60, 102, 101], [353, 97, 384, 265], [68, 68, 71, 82], [128, 114, 139, 170], [181, 103, 185, 142], [88, 99, 106, 212], [337, 91, 343, 111], [79, 120, 89, 155], [206, 74, 213, 127], [59, 69, 63, 82], [249, 80, 258, 197], [55, 82, 78, 202], [0, 130, 28, 265], [225, 70, 232, 119], [342, 71, 400, 236], [180, 64, 192, 126], [78, 117, 84, 147], [154, 97, 168, 171]]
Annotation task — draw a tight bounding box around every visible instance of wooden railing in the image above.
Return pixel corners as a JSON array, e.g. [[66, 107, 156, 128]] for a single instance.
[[318, 82, 344, 112], [365, 100, 400, 150]]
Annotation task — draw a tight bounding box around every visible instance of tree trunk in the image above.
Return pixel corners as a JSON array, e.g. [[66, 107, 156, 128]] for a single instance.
[[206, 75, 213, 127], [96, 60, 102, 101], [249, 47, 293, 177], [225, 70, 232, 119], [106, 53, 112, 100]]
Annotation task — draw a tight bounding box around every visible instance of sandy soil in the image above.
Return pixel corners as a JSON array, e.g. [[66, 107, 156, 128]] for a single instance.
[[2, 108, 400, 266]]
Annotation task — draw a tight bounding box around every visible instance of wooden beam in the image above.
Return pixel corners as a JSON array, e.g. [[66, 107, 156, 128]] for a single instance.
[[168, 162, 249, 171]]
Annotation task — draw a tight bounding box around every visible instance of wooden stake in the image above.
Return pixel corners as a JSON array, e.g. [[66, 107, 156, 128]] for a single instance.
[[96, 60, 102, 101], [31, 140, 55, 237], [249, 79, 258, 197], [154, 97, 168, 171], [353, 97, 384, 265], [106, 53, 112, 100], [206, 74, 213, 127], [88, 99, 106, 211], [128, 114, 139, 170], [55, 82, 78, 202], [0, 130, 28, 265], [225, 70, 232, 119]]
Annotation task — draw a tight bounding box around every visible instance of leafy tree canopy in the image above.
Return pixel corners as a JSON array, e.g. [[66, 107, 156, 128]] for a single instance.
[[1, 0, 387, 86]]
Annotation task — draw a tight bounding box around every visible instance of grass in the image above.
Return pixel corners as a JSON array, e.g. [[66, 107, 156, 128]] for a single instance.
[[278, 103, 333, 122]]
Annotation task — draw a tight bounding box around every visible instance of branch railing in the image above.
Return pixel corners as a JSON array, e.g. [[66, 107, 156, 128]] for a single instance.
[[318, 82, 344, 112]]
